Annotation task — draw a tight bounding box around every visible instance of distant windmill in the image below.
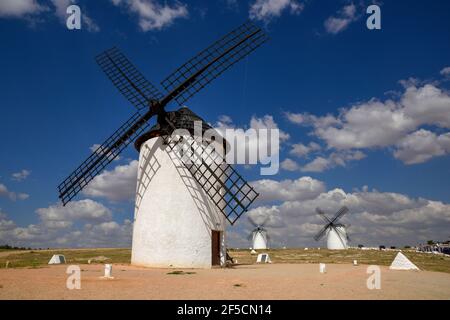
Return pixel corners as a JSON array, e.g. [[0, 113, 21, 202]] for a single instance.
[[57, 21, 268, 268], [314, 206, 350, 250], [248, 216, 270, 250]]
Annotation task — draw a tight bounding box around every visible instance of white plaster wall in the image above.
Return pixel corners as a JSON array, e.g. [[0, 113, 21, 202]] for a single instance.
[[326, 226, 348, 250], [131, 137, 226, 268], [252, 231, 267, 250]]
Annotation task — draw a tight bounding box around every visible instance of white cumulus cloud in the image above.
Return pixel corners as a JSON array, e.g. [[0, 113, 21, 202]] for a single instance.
[[11, 169, 31, 182], [249, 0, 304, 22], [440, 66, 450, 77], [0, 183, 29, 201], [111, 0, 188, 31], [36, 199, 112, 229], [233, 177, 450, 248], [83, 160, 138, 202], [0, 0, 46, 18], [286, 81, 450, 165], [324, 3, 359, 34]]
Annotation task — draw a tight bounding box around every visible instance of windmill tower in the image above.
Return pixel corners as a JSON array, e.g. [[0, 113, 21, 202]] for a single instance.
[[57, 21, 267, 268], [248, 216, 270, 250], [314, 207, 350, 250]]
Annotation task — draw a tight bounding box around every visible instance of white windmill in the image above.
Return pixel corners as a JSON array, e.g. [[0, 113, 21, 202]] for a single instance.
[[248, 216, 270, 250], [57, 22, 267, 269], [314, 206, 350, 250]]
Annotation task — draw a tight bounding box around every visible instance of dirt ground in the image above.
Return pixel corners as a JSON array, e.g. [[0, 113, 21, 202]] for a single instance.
[[1, 263, 449, 300]]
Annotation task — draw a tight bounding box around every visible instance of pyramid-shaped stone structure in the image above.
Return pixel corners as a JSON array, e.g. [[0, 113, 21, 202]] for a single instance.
[[389, 252, 419, 270]]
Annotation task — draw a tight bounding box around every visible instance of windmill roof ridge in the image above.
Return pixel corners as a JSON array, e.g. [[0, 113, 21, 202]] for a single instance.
[[135, 107, 227, 151]]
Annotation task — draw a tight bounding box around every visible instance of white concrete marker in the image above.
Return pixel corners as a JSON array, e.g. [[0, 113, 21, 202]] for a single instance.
[[102, 264, 114, 279], [353, 260, 358, 266], [256, 253, 271, 263], [320, 263, 327, 273], [48, 254, 66, 264]]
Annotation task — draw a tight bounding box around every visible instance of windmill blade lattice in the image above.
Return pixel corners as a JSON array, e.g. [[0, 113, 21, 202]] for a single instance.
[[330, 206, 349, 224], [58, 21, 268, 210], [314, 224, 330, 242], [96, 47, 164, 110], [58, 111, 153, 204], [161, 21, 269, 106], [165, 134, 259, 225]]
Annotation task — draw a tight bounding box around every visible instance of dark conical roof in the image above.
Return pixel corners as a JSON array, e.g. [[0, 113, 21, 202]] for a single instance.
[[134, 107, 219, 151]]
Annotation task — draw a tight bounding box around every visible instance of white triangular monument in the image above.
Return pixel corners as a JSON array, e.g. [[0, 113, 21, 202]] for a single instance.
[[389, 252, 419, 270], [48, 254, 66, 265], [256, 253, 271, 263]]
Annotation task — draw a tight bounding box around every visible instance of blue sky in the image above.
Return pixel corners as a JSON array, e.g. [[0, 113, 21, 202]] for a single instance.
[[1, 0, 450, 248]]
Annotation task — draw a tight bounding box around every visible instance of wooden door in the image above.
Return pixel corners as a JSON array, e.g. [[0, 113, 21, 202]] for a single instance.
[[211, 230, 221, 266]]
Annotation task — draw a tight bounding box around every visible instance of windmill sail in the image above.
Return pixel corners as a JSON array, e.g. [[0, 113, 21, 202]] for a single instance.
[[314, 206, 350, 243], [58, 111, 154, 205], [166, 134, 258, 225], [330, 206, 349, 224], [161, 21, 269, 106], [96, 47, 164, 110], [314, 224, 329, 241], [58, 21, 268, 208]]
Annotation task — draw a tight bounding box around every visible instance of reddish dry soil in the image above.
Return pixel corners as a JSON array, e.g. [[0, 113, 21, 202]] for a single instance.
[[1, 264, 449, 300]]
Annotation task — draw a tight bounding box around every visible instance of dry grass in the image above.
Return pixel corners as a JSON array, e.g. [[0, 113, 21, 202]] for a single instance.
[[228, 248, 450, 274], [1, 247, 449, 274], [0, 248, 131, 269]]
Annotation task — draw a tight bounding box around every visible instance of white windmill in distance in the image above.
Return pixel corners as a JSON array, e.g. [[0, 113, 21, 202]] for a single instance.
[[314, 206, 350, 250], [248, 216, 271, 250]]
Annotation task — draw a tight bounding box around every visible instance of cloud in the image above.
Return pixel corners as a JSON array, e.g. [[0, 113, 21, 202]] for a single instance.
[[249, 115, 290, 141], [83, 160, 138, 202], [249, 0, 304, 22], [285, 111, 340, 127], [440, 67, 450, 77], [286, 81, 450, 165], [0, 0, 46, 18], [301, 150, 366, 172], [0, 200, 132, 248], [234, 177, 450, 248], [393, 129, 450, 164], [217, 114, 233, 124], [289, 142, 321, 158], [0, 210, 16, 232], [11, 169, 31, 182], [252, 176, 326, 203], [324, 3, 359, 34], [83, 114, 288, 203], [36, 199, 112, 229], [281, 150, 366, 173], [215, 114, 289, 174], [51, 0, 100, 32], [0, 0, 98, 31], [111, 0, 188, 31], [90, 144, 121, 161], [0, 183, 29, 201], [216, 114, 290, 142], [224, 0, 239, 11], [281, 158, 300, 171], [300, 156, 329, 173]]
